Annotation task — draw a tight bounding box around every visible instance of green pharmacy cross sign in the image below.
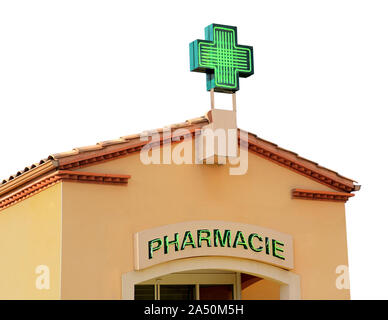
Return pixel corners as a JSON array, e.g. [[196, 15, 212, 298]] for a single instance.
[[190, 23, 254, 93]]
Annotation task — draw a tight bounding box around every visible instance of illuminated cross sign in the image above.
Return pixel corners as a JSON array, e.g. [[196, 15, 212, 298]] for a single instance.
[[190, 23, 254, 93]]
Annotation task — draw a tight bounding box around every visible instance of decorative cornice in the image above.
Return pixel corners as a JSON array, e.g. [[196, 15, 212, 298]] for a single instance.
[[58, 141, 146, 170], [292, 188, 355, 202], [57, 170, 131, 185], [58, 130, 356, 193], [0, 118, 208, 189], [0, 171, 131, 211], [244, 137, 355, 193], [57, 130, 197, 171], [0, 119, 358, 200], [0, 161, 58, 197], [0, 176, 61, 211]]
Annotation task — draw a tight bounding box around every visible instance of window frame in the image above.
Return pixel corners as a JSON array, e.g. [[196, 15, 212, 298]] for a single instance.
[[135, 271, 241, 300]]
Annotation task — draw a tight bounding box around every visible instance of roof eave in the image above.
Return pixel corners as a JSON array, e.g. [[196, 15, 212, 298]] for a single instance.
[[0, 160, 58, 198]]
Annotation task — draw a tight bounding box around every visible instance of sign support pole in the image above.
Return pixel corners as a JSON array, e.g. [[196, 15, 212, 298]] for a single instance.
[[232, 93, 236, 112], [210, 89, 215, 110], [209, 89, 237, 112]]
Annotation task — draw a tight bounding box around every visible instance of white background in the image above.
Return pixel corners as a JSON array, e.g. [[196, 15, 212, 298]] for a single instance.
[[0, 1, 387, 299]]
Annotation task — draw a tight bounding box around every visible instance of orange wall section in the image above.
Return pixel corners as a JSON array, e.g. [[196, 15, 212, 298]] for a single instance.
[[60, 141, 351, 300], [0, 183, 62, 299], [242, 279, 280, 300]]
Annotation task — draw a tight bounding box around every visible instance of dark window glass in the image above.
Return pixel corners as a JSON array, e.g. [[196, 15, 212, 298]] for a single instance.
[[199, 285, 234, 300], [160, 285, 195, 300], [135, 285, 155, 300]]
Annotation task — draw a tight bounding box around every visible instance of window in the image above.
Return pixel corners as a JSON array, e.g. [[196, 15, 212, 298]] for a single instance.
[[199, 284, 233, 300], [160, 285, 195, 300], [134, 270, 238, 300], [134, 284, 155, 300]]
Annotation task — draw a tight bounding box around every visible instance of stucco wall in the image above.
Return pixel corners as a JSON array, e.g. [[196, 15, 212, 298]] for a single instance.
[[0, 183, 62, 299], [60, 141, 350, 299], [242, 279, 280, 300]]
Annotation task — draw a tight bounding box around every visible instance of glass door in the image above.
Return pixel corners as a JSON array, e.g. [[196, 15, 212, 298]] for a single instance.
[[135, 270, 240, 300]]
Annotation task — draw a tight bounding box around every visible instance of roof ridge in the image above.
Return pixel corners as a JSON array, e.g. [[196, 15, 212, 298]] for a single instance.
[[0, 116, 209, 186], [0, 115, 359, 196], [245, 131, 357, 184]]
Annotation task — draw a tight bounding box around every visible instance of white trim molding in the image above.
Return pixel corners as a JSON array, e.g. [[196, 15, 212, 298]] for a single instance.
[[122, 256, 300, 300]]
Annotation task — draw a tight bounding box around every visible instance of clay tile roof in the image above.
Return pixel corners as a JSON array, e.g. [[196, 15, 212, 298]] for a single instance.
[[75, 145, 104, 153], [51, 150, 78, 159], [97, 138, 127, 147], [120, 133, 141, 141], [0, 114, 359, 197], [0, 116, 208, 189], [187, 117, 208, 124]]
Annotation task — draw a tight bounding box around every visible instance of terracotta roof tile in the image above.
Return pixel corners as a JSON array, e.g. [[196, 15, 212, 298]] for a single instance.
[[51, 150, 79, 159], [187, 117, 208, 124], [75, 145, 104, 153], [0, 116, 208, 187], [297, 156, 318, 166], [120, 133, 141, 140], [169, 122, 191, 129], [97, 138, 127, 147], [0, 115, 359, 196]]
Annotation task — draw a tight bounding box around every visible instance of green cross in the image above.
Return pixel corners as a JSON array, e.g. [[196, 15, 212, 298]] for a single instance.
[[190, 23, 254, 93]]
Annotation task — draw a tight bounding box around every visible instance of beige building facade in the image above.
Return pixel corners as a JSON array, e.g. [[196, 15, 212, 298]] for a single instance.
[[0, 115, 359, 299]]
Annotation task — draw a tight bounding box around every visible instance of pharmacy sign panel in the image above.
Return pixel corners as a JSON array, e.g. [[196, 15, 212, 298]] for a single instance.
[[134, 221, 294, 270]]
